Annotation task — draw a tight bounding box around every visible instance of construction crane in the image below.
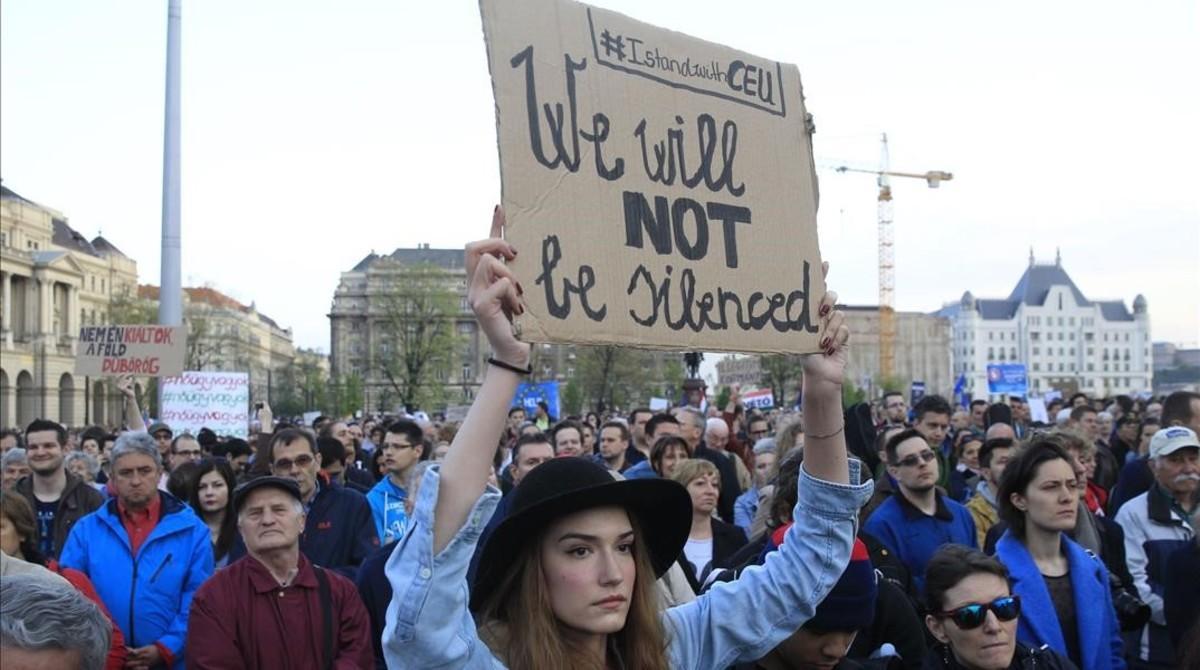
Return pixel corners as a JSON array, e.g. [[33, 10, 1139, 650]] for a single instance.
[[830, 134, 952, 381]]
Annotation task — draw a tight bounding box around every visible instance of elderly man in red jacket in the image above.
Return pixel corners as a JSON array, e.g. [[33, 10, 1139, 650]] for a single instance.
[[186, 476, 372, 669]]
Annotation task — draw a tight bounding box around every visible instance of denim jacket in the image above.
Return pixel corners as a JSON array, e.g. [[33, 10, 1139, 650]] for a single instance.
[[383, 461, 873, 669]]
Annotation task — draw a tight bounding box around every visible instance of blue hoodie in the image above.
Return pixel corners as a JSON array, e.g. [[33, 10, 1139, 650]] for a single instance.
[[367, 476, 408, 544]]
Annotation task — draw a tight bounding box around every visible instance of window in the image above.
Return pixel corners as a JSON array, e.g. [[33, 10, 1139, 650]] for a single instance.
[[1031, 331, 1040, 341], [1033, 347, 1040, 356], [1033, 363, 1040, 371], [1069, 317, 1075, 326], [1088, 363, 1094, 372], [988, 347, 995, 359], [100, 279, 105, 293], [1124, 333, 1130, 342], [1085, 332, 1094, 341], [989, 332, 994, 341], [1070, 333, 1075, 341], [1069, 348, 1075, 356], [1010, 348, 1017, 359]]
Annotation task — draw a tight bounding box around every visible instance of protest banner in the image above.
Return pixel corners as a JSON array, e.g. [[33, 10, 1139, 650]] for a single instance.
[[75, 325, 186, 377], [742, 387, 774, 410], [481, 0, 824, 355], [160, 372, 250, 438], [986, 363, 1028, 396], [512, 381, 561, 419], [648, 397, 669, 411]]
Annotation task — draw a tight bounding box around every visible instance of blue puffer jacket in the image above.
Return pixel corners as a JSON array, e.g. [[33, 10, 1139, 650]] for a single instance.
[[995, 530, 1124, 670], [59, 492, 213, 669]]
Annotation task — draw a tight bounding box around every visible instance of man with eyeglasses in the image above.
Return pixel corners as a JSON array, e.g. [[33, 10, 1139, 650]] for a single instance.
[[880, 391, 909, 429], [864, 428, 977, 595], [227, 428, 377, 577], [167, 434, 203, 472], [367, 419, 427, 544]]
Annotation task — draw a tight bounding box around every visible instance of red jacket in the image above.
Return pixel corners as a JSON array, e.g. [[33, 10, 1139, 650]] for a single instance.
[[186, 553, 372, 670], [48, 560, 129, 670]]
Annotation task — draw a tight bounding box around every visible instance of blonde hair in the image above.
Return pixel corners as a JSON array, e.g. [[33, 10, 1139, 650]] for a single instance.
[[477, 514, 669, 670], [668, 458, 718, 487]]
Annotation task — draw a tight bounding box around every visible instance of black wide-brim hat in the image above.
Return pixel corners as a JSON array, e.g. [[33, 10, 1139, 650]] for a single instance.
[[470, 457, 692, 612]]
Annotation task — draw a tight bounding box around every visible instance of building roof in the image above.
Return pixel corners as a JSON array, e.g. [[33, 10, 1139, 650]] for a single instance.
[[388, 246, 464, 269], [1006, 263, 1089, 307], [0, 184, 39, 206], [51, 218, 101, 257], [936, 259, 1136, 322], [350, 246, 464, 272], [139, 284, 289, 332], [90, 235, 127, 258]]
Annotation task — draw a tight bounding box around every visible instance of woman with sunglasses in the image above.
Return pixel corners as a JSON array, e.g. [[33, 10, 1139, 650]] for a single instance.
[[994, 442, 1124, 669], [382, 210, 872, 669], [923, 545, 1075, 669]]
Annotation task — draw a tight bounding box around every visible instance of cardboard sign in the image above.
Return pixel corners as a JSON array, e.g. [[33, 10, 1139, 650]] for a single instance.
[[481, 0, 824, 354], [160, 372, 250, 438], [986, 364, 1028, 395], [1027, 396, 1049, 425], [742, 387, 774, 410], [75, 325, 186, 377]]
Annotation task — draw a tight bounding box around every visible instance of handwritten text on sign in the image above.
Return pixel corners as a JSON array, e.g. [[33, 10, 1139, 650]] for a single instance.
[[481, 0, 824, 354], [75, 325, 186, 376], [161, 372, 250, 438]]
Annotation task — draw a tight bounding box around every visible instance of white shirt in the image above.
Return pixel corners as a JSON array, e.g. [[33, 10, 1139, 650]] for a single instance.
[[683, 536, 714, 582]]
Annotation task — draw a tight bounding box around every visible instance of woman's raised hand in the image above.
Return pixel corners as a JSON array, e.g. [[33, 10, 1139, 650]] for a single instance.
[[465, 206, 530, 367], [802, 261, 849, 389]]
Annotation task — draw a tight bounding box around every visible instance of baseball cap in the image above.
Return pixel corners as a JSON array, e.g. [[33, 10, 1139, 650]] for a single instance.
[[1149, 427, 1200, 459], [147, 422, 173, 437], [233, 476, 303, 512]]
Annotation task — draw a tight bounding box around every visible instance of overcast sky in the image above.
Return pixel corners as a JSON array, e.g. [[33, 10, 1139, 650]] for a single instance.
[[3, 0, 1197, 370]]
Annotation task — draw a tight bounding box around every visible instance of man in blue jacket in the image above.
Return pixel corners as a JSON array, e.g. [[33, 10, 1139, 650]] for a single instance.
[[366, 419, 426, 544], [228, 428, 378, 577], [60, 431, 213, 669], [864, 428, 977, 595]]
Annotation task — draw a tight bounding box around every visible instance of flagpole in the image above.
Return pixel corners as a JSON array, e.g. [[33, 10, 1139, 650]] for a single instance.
[[158, 0, 182, 414]]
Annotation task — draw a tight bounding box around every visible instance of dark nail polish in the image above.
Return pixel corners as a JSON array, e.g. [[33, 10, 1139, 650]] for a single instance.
[[820, 337, 830, 348], [820, 304, 831, 317]]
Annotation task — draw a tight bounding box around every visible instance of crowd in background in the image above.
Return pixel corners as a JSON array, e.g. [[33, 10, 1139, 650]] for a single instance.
[[0, 380, 1197, 669]]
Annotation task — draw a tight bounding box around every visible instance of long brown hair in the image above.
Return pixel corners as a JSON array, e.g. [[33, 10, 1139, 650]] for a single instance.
[[478, 512, 669, 670]]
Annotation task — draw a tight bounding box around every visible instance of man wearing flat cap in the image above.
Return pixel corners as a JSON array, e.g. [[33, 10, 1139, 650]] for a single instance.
[[186, 476, 373, 669]]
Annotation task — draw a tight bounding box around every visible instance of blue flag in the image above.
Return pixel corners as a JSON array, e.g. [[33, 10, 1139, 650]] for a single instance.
[[953, 374, 968, 408]]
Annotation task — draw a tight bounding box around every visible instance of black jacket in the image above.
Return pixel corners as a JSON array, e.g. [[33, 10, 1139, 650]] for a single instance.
[[677, 517, 747, 593], [14, 472, 105, 559], [847, 576, 926, 670], [922, 643, 1078, 669]]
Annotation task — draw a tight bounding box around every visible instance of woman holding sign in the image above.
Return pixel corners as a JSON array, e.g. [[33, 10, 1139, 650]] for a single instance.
[[382, 208, 869, 670]]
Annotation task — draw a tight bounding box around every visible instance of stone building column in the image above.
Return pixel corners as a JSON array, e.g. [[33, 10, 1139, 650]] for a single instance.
[[1, 271, 11, 348]]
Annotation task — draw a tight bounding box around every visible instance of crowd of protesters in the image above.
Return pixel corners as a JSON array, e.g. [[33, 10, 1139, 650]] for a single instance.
[[1, 217, 1197, 669]]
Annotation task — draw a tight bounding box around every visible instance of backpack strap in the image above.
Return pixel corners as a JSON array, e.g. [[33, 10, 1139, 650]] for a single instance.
[[314, 566, 333, 670]]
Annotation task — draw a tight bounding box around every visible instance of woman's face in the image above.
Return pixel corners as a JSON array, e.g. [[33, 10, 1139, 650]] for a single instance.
[[1011, 458, 1077, 534], [540, 506, 636, 638], [925, 573, 1017, 670], [0, 512, 23, 557], [686, 472, 720, 516], [960, 440, 982, 471], [196, 470, 230, 514], [659, 445, 688, 478], [67, 459, 94, 483]]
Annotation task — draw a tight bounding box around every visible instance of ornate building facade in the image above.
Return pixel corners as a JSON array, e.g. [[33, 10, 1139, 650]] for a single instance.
[[934, 252, 1152, 398], [1, 185, 140, 428]]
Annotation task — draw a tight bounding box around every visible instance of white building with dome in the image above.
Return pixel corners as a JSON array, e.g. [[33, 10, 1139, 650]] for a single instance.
[[934, 251, 1152, 398]]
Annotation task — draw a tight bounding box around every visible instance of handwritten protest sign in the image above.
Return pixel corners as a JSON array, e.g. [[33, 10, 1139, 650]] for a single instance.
[[160, 372, 250, 438], [481, 0, 824, 354], [75, 325, 186, 377]]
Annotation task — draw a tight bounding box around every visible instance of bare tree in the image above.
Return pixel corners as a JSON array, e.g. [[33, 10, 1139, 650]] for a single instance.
[[374, 262, 462, 411]]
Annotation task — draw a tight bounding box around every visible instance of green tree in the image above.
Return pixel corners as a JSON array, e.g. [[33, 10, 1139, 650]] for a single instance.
[[375, 262, 463, 411], [561, 378, 584, 417], [759, 354, 804, 406]]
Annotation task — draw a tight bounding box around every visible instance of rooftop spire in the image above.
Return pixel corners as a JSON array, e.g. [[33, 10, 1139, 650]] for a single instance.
[[1055, 247, 1061, 267], [1029, 246, 1035, 267]]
